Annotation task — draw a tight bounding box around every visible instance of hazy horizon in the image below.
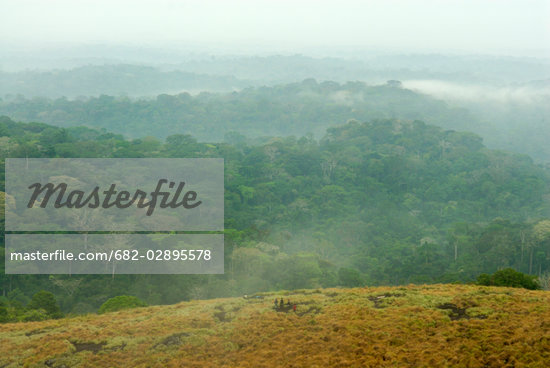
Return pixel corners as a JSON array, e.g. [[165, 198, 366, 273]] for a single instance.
[[2, 0, 549, 59]]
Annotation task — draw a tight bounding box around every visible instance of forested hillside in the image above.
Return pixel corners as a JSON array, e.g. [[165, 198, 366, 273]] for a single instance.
[[0, 80, 481, 141], [4, 79, 548, 164], [3, 53, 549, 92], [1, 116, 549, 316], [0, 65, 249, 98]]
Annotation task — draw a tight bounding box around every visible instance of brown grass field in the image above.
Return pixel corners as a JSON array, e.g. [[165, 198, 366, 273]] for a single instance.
[[1, 284, 549, 367]]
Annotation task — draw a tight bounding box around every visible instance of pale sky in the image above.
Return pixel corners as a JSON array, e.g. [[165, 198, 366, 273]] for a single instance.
[[1, 0, 549, 56]]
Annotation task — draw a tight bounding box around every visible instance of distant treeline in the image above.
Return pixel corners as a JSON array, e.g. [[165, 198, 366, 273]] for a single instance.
[[0, 64, 249, 99], [0, 79, 479, 142], [3, 53, 549, 97], [4, 78, 549, 164]]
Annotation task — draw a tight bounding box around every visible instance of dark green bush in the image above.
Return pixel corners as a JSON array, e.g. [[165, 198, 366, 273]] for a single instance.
[[21, 308, 49, 322], [477, 268, 540, 290], [28, 291, 63, 319], [98, 295, 147, 314], [0, 300, 9, 323], [338, 267, 364, 287]]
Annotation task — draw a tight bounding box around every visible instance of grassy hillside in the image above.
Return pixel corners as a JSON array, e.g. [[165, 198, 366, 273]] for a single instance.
[[1, 284, 549, 367]]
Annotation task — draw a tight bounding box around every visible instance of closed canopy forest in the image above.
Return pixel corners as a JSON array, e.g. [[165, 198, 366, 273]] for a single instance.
[[1, 102, 549, 314]]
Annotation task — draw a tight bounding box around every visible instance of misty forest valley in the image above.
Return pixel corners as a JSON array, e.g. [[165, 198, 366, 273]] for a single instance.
[[1, 2, 550, 366]]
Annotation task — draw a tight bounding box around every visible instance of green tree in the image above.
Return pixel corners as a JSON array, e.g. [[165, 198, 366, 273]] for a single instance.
[[28, 290, 63, 319], [0, 300, 9, 323], [338, 268, 364, 287]]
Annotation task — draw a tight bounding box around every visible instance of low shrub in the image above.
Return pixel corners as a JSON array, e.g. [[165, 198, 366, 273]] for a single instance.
[[477, 268, 540, 290], [98, 295, 147, 314]]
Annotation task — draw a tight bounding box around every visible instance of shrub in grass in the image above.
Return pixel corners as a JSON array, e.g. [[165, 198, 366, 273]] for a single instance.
[[477, 268, 540, 290], [98, 295, 147, 314], [28, 290, 63, 319]]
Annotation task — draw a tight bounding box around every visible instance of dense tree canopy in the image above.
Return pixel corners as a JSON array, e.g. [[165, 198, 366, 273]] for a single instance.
[[0, 115, 549, 318], [0, 80, 479, 142]]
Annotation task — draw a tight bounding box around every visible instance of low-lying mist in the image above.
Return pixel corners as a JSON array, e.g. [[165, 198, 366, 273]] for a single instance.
[[402, 79, 550, 163], [402, 79, 550, 104]]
